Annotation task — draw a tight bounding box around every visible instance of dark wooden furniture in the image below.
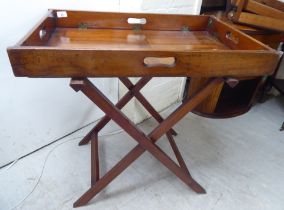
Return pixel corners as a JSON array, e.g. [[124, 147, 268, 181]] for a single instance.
[[265, 44, 284, 97], [228, 0, 284, 32], [274, 73, 284, 130], [273, 79, 284, 95], [271, 45, 284, 96], [264, 49, 284, 131], [186, 10, 283, 118], [7, 9, 280, 208], [227, 0, 284, 127], [201, 0, 227, 13]]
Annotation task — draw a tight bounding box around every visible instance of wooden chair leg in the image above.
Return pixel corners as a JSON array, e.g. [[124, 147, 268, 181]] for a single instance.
[[70, 77, 223, 207]]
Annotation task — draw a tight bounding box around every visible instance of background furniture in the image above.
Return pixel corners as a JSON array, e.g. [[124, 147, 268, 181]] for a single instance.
[[184, 0, 283, 118], [228, 0, 284, 32]]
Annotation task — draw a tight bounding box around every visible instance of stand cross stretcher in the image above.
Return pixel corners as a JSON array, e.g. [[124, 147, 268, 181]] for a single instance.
[[70, 77, 224, 207]]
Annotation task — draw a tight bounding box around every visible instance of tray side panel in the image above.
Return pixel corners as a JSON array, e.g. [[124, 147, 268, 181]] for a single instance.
[[22, 17, 56, 46], [52, 10, 210, 31], [207, 17, 272, 50], [7, 48, 280, 78]]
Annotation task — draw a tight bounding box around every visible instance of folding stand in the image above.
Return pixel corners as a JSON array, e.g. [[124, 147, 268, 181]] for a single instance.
[[70, 77, 224, 208]]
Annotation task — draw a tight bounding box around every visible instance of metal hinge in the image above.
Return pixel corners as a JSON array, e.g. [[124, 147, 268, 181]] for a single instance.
[[181, 25, 190, 32], [78, 23, 88, 29]]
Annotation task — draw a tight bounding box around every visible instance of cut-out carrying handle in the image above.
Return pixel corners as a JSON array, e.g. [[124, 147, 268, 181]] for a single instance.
[[143, 57, 176, 68], [225, 31, 239, 45], [127, 18, 147, 25], [39, 27, 47, 40]]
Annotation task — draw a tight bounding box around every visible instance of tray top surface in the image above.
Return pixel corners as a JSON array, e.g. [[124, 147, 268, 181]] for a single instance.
[[47, 28, 229, 51], [7, 10, 280, 78]]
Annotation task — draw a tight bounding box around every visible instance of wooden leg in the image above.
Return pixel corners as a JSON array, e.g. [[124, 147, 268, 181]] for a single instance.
[[78, 77, 152, 145], [119, 77, 177, 136], [119, 78, 185, 174], [91, 133, 99, 185], [70, 77, 223, 207], [120, 78, 186, 172], [166, 133, 191, 175], [280, 122, 284, 131], [79, 76, 177, 145]]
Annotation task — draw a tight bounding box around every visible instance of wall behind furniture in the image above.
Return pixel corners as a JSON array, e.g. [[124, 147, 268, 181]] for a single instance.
[[0, 0, 202, 166]]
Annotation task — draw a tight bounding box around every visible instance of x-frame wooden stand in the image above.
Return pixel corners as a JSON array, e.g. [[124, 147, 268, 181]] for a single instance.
[[70, 77, 224, 208]]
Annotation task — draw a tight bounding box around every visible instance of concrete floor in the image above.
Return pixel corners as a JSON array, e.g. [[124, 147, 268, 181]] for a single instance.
[[0, 96, 284, 210]]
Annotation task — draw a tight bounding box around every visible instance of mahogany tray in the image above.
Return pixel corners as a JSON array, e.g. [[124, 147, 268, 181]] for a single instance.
[[5, 10, 283, 207], [7, 9, 280, 78]]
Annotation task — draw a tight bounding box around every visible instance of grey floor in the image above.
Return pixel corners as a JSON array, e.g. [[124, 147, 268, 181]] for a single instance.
[[1, 96, 284, 210]]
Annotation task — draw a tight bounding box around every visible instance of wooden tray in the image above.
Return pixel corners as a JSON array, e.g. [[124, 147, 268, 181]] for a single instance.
[[7, 9, 281, 78]]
